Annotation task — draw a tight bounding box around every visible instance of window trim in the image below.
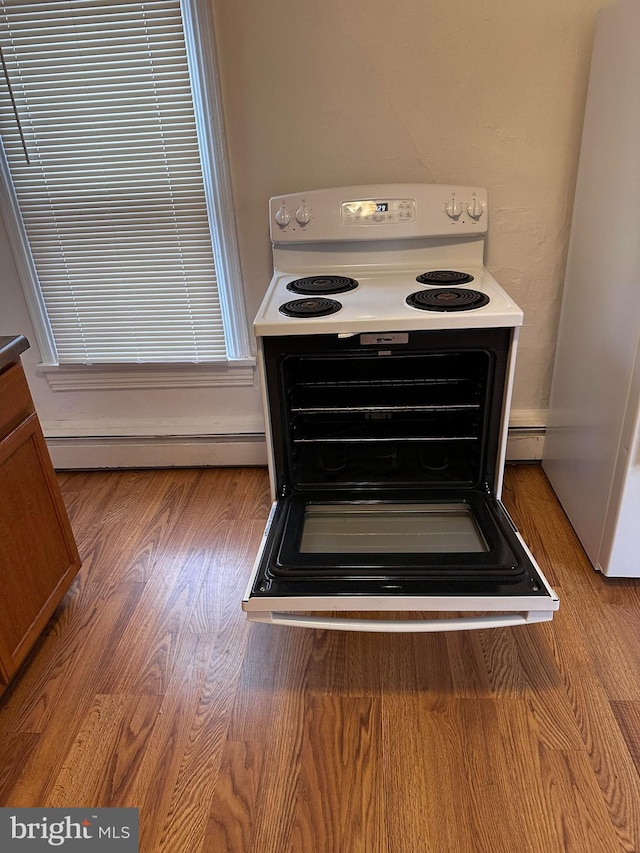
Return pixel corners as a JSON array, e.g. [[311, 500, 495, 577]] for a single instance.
[[180, 0, 251, 363], [38, 360, 255, 392], [0, 0, 252, 377]]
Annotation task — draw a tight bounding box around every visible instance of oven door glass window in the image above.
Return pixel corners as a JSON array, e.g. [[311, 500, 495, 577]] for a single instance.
[[271, 492, 520, 579], [300, 502, 488, 553]]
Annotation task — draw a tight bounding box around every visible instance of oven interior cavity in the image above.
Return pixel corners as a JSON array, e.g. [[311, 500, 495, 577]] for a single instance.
[[285, 350, 489, 488], [266, 329, 510, 492]]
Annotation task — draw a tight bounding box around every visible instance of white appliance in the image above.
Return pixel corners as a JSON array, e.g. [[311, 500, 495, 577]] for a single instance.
[[244, 184, 559, 631], [543, 0, 640, 578]]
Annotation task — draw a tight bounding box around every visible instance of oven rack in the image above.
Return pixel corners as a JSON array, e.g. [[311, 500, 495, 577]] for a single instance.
[[292, 385, 482, 412], [296, 377, 470, 387], [291, 404, 479, 413], [293, 436, 478, 443]]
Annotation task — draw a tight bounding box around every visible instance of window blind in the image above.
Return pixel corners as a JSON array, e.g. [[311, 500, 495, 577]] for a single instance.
[[0, 0, 226, 364]]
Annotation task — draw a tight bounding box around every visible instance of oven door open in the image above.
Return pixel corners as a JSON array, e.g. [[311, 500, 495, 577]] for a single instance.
[[243, 489, 559, 632]]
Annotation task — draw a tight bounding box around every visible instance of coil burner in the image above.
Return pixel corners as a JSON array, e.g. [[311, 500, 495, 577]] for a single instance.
[[406, 288, 490, 312], [287, 275, 359, 295], [279, 297, 343, 318], [416, 270, 475, 285]]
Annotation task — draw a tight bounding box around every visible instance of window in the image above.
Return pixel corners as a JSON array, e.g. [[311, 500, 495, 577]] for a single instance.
[[0, 0, 250, 368]]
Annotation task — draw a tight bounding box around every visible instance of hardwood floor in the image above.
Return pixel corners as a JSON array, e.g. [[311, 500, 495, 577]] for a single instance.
[[1, 464, 640, 852]]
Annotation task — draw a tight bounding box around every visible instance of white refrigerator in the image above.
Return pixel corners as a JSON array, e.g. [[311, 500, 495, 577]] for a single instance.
[[542, 0, 640, 577]]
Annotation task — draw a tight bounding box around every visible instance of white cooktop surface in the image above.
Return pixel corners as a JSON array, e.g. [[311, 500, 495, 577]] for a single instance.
[[254, 264, 523, 336]]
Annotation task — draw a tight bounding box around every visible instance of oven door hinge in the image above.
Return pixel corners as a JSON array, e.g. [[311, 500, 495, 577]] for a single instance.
[[483, 481, 495, 498]]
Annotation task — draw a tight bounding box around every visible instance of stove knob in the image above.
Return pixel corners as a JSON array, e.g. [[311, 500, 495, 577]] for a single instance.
[[295, 203, 311, 225], [445, 196, 462, 219], [467, 198, 484, 220], [275, 203, 291, 227]]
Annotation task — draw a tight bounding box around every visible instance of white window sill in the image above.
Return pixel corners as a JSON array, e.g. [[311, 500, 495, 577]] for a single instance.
[[37, 359, 256, 392]]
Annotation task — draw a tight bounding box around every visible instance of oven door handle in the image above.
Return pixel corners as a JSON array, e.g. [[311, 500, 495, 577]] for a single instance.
[[247, 610, 553, 632]]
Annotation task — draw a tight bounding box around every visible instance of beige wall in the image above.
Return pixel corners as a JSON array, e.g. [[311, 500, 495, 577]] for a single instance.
[[213, 0, 612, 416]]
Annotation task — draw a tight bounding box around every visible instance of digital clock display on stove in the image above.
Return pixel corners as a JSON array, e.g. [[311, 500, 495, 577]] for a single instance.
[[340, 198, 416, 224]]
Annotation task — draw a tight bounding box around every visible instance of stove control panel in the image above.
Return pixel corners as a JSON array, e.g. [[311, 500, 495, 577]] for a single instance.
[[340, 198, 416, 226], [270, 184, 488, 243]]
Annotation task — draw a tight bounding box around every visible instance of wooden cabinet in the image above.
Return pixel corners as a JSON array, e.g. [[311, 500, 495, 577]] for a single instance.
[[0, 354, 81, 692]]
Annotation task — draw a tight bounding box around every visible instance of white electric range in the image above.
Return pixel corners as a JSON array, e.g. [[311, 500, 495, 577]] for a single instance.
[[244, 184, 558, 633]]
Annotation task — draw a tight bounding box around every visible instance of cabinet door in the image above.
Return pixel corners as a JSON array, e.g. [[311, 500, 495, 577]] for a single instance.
[[0, 413, 81, 682]]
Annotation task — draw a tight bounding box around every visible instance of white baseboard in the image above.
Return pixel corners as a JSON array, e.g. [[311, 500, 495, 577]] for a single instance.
[[47, 433, 268, 469], [506, 409, 547, 461], [506, 429, 545, 461]]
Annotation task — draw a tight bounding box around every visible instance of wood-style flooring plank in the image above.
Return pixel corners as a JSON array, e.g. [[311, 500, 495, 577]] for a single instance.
[[187, 519, 266, 635], [120, 633, 220, 851], [289, 695, 384, 853], [611, 700, 640, 776], [236, 627, 316, 852], [445, 628, 493, 697], [203, 740, 265, 853], [152, 614, 254, 852]]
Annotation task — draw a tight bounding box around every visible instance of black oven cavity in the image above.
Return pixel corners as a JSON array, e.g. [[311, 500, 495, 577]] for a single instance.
[[263, 327, 511, 495]]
